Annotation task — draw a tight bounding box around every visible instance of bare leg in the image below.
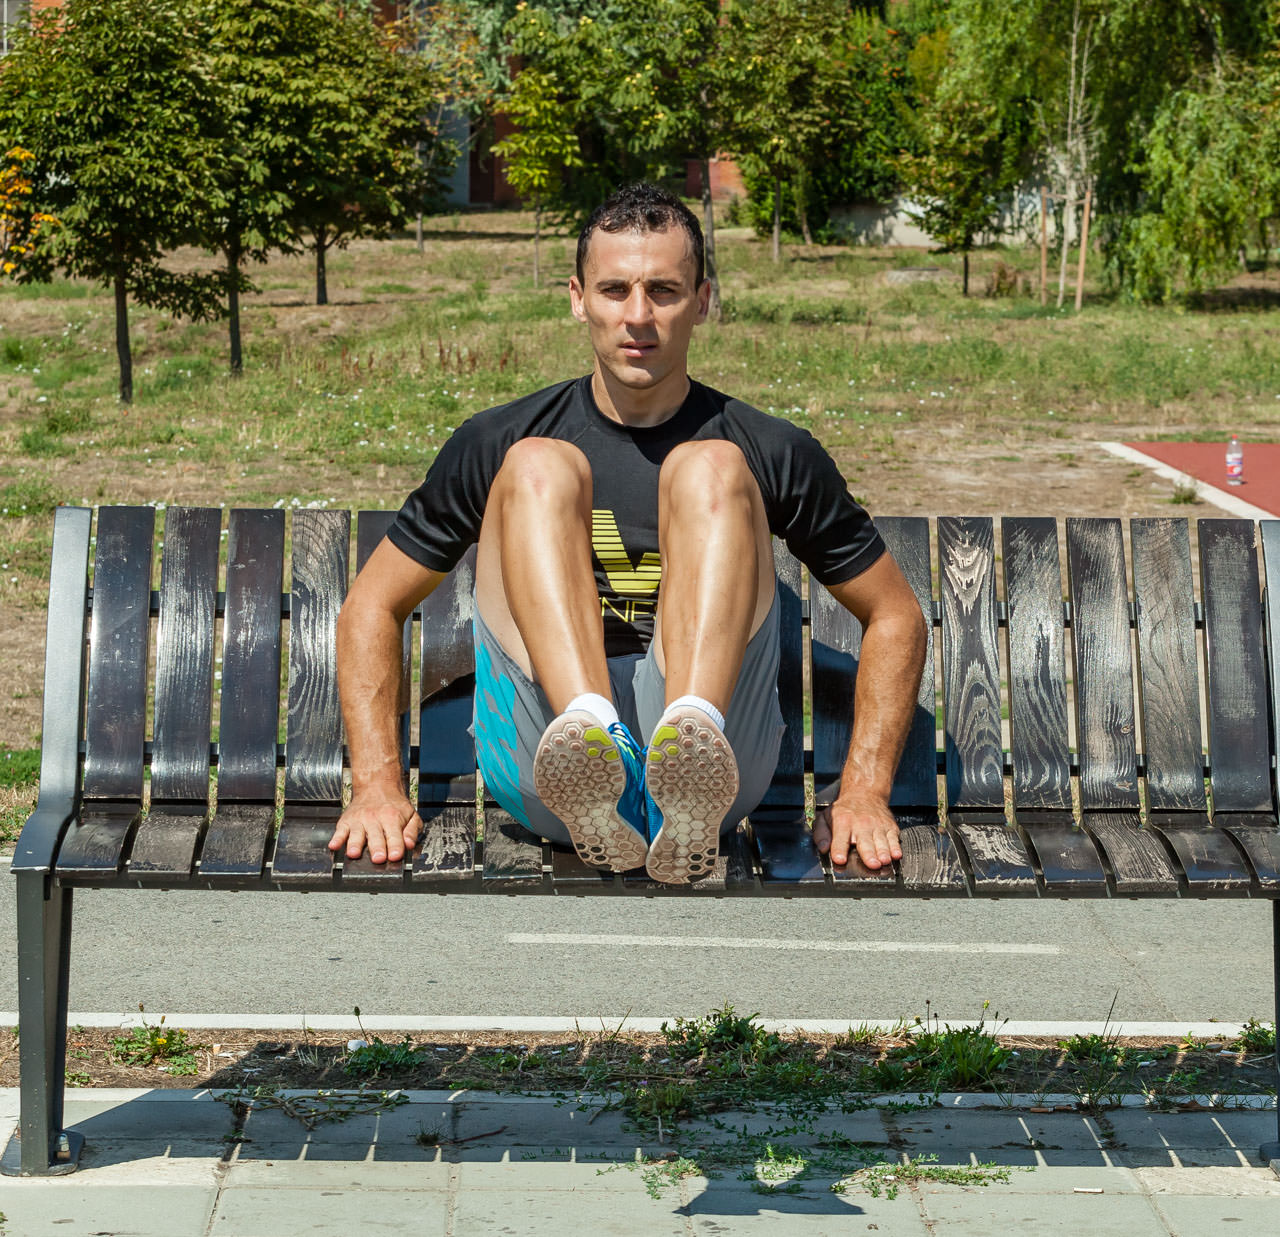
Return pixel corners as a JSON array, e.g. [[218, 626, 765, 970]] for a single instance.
[[653, 440, 775, 705], [474, 437, 608, 710], [645, 441, 775, 884]]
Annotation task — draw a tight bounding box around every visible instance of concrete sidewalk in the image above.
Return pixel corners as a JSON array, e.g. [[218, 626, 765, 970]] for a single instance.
[[1, 1088, 1278, 1235]]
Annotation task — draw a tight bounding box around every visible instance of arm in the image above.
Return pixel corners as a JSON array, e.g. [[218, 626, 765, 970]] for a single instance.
[[329, 538, 446, 864], [811, 551, 928, 869]]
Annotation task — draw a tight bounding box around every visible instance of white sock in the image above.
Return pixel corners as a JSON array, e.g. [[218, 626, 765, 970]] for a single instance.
[[662, 694, 725, 734], [564, 692, 620, 731]]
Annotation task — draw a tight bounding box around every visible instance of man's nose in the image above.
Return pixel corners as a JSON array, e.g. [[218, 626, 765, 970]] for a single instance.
[[621, 285, 654, 326]]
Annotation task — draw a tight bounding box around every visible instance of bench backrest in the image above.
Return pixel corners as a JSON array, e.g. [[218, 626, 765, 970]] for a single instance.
[[16, 507, 1280, 897]]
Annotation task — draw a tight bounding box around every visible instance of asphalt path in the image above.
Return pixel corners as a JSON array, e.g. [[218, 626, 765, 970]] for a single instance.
[[0, 871, 1273, 1027]]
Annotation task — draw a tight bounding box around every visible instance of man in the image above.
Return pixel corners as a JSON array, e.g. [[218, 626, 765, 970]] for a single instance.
[[329, 182, 926, 883]]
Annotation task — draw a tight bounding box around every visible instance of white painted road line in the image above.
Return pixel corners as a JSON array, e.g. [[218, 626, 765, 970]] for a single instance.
[[1097, 441, 1276, 520], [505, 933, 1060, 955], [0, 1013, 1249, 1038]]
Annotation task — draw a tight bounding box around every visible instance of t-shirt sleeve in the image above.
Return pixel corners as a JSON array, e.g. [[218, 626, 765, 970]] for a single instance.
[[764, 421, 886, 586], [387, 415, 505, 573]]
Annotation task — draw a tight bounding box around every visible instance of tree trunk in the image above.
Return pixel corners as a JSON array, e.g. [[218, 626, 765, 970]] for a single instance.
[[315, 229, 329, 307], [1056, 183, 1074, 309], [795, 167, 813, 246], [113, 268, 132, 405], [700, 157, 722, 323], [533, 203, 541, 288], [227, 238, 243, 376], [962, 249, 970, 297], [772, 173, 782, 263]]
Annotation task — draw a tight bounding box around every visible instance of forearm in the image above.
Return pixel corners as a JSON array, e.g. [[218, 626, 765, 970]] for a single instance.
[[837, 608, 926, 806], [337, 602, 409, 794]]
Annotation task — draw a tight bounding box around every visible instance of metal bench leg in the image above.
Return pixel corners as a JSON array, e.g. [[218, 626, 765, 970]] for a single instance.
[[1, 873, 81, 1176]]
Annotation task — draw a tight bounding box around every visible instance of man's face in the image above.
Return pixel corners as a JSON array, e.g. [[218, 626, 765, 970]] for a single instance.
[[569, 225, 709, 395]]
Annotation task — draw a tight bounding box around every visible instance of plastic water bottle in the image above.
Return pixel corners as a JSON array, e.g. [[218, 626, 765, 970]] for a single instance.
[[1225, 434, 1243, 486]]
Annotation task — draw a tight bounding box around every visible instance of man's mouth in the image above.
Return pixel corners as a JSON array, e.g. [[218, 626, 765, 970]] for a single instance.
[[620, 340, 657, 357]]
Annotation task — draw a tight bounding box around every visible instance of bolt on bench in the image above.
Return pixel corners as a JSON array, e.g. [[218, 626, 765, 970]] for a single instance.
[[6, 506, 1280, 1174]]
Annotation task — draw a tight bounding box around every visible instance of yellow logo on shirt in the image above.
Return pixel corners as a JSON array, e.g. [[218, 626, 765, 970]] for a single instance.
[[591, 509, 661, 597]]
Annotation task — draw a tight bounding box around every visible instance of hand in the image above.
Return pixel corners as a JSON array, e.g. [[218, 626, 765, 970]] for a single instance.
[[813, 794, 902, 870], [329, 784, 422, 864]]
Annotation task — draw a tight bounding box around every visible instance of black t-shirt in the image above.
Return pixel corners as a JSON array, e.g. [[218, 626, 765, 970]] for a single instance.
[[389, 376, 885, 655]]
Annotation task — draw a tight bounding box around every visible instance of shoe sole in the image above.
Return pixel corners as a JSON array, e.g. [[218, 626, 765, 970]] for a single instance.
[[645, 708, 738, 884], [533, 711, 649, 873]]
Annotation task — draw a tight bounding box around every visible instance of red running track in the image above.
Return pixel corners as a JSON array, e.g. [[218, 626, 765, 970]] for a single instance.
[[1124, 441, 1280, 517]]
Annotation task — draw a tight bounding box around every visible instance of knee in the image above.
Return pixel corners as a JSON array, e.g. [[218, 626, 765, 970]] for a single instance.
[[659, 440, 757, 512], [493, 438, 592, 508]]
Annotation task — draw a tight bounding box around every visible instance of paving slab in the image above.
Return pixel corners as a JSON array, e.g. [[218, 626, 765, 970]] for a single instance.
[[450, 1095, 634, 1145], [227, 1157, 452, 1188], [918, 1188, 1169, 1235], [1132, 1164, 1280, 1197], [683, 1179, 925, 1234], [0, 1181, 219, 1237], [1149, 1193, 1280, 1233], [451, 1186, 688, 1236], [210, 1185, 450, 1236]]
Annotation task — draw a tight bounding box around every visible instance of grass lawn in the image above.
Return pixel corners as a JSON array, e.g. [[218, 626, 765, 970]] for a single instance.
[[2, 208, 1279, 837]]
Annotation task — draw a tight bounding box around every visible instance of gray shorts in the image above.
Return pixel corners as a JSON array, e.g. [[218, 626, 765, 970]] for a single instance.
[[473, 592, 785, 846]]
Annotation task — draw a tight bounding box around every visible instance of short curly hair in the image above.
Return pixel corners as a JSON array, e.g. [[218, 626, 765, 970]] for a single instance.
[[576, 182, 704, 287]]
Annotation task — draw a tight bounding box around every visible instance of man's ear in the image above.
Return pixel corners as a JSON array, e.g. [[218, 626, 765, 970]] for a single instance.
[[694, 276, 711, 323], [569, 275, 587, 323]]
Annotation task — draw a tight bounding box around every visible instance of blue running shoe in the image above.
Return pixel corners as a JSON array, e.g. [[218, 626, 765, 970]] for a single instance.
[[607, 720, 662, 843], [533, 711, 650, 871]]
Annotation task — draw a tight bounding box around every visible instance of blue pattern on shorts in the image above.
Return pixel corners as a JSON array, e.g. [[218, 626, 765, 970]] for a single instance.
[[473, 636, 528, 826]]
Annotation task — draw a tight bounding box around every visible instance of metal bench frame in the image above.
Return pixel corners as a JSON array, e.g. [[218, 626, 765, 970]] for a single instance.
[[6, 506, 1280, 1175]]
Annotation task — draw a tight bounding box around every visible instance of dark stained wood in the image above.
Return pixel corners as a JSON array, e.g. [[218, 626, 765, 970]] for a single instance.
[[759, 542, 804, 809], [197, 804, 275, 879], [55, 805, 141, 879], [897, 816, 967, 895], [357, 510, 410, 771], [283, 510, 349, 803], [550, 847, 623, 889], [938, 517, 1004, 814], [217, 510, 285, 803], [949, 823, 1037, 895], [150, 508, 221, 806], [411, 802, 477, 884], [1262, 522, 1280, 806], [270, 806, 341, 883], [720, 826, 759, 892], [1018, 824, 1107, 893], [810, 570, 856, 807], [1085, 812, 1180, 895], [1199, 520, 1271, 813], [341, 851, 407, 889], [752, 807, 829, 887], [1002, 517, 1072, 812], [1130, 519, 1205, 813], [1153, 822, 1252, 894], [421, 546, 477, 805], [81, 507, 155, 802], [480, 805, 547, 888], [1066, 519, 1140, 811], [1218, 817, 1280, 890], [127, 812, 204, 880], [878, 518, 937, 810]]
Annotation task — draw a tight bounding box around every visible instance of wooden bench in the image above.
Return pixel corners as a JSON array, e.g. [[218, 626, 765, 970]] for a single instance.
[[6, 506, 1280, 1175]]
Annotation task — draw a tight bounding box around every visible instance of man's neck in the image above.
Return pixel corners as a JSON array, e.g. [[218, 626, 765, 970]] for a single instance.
[[591, 367, 690, 428]]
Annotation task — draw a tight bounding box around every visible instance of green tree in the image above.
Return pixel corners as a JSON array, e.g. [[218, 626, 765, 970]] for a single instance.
[[0, 0, 226, 403], [492, 61, 583, 284]]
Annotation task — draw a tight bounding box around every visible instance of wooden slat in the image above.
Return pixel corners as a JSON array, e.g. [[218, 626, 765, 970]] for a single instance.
[[758, 541, 803, 809], [551, 846, 622, 890], [357, 510, 410, 773], [1066, 519, 1140, 810], [131, 509, 222, 883], [948, 823, 1036, 894], [411, 803, 478, 885], [1218, 817, 1280, 891], [1002, 517, 1072, 812], [59, 507, 154, 877], [215, 510, 285, 803], [1019, 823, 1107, 892], [480, 806, 546, 889], [150, 508, 221, 803], [1131, 519, 1205, 813], [1085, 812, 1180, 895], [1199, 520, 1271, 813], [618, 828, 752, 894], [270, 806, 341, 884], [897, 816, 967, 895], [1263, 522, 1280, 811], [81, 507, 154, 801], [420, 545, 477, 805], [879, 518, 937, 809], [283, 509, 349, 803], [197, 804, 275, 879], [752, 807, 829, 888], [938, 517, 1004, 814], [1153, 822, 1252, 894]]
